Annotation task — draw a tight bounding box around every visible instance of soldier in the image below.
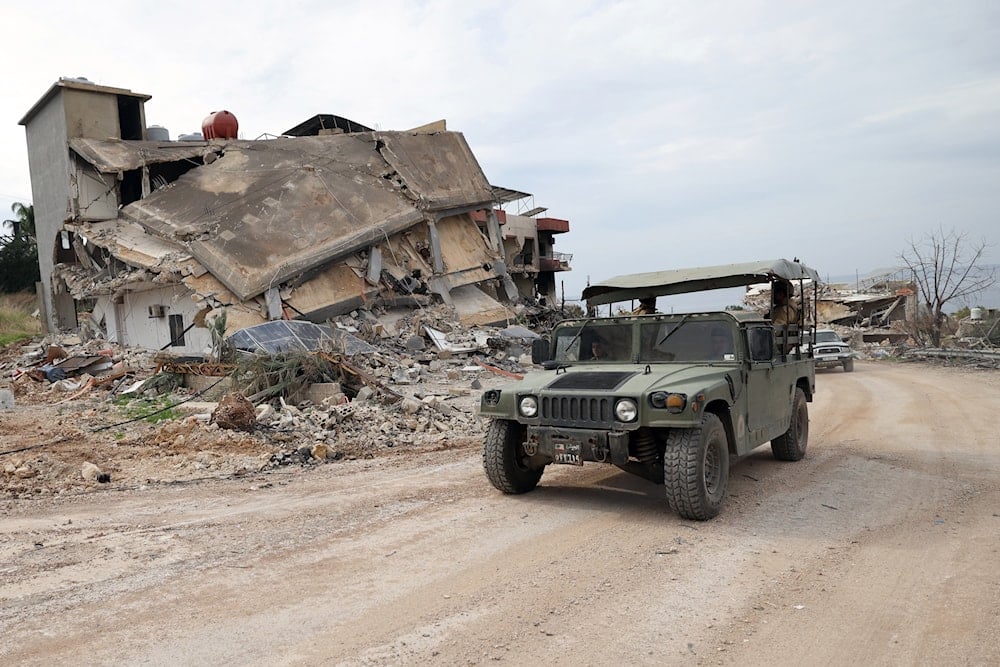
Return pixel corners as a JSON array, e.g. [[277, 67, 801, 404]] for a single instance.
[[589, 334, 609, 360], [770, 280, 798, 325], [633, 297, 657, 315]]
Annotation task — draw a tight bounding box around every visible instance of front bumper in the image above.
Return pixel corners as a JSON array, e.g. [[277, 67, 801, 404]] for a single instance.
[[525, 426, 630, 466], [814, 353, 853, 368]]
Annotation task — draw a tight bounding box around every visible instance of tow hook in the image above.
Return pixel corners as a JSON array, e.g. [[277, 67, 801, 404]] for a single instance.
[[591, 439, 608, 463]]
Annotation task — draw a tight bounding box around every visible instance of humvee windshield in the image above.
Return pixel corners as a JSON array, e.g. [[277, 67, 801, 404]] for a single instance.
[[552, 318, 737, 363]]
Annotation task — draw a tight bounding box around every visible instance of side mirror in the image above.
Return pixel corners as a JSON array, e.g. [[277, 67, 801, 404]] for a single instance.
[[748, 327, 774, 362], [531, 337, 551, 364]]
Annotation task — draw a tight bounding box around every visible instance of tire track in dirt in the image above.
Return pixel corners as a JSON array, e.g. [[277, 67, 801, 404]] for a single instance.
[[2, 362, 998, 666]]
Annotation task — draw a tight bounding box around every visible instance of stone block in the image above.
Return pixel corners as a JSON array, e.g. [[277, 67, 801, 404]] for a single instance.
[[81, 461, 101, 482], [184, 374, 233, 401], [306, 382, 343, 405]]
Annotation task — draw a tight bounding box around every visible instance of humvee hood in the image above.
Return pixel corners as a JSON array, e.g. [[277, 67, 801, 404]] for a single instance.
[[534, 364, 731, 395]]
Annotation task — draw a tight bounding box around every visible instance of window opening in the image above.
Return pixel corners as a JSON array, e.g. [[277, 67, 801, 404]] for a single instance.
[[168, 314, 186, 347]]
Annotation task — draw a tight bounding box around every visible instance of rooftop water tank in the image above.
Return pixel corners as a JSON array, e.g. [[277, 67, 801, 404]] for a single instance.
[[147, 125, 170, 141], [971, 307, 983, 321], [202, 110, 238, 140]]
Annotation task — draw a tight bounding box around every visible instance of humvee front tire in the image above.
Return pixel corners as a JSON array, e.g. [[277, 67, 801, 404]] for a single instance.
[[771, 387, 808, 461], [664, 413, 730, 521], [842, 358, 854, 372], [483, 419, 543, 494]]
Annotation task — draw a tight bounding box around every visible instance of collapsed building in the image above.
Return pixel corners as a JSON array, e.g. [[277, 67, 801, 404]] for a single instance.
[[818, 270, 917, 328], [745, 270, 918, 329], [19, 78, 573, 354]]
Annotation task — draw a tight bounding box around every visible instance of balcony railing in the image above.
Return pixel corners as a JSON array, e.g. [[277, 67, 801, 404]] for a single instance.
[[539, 252, 573, 272]]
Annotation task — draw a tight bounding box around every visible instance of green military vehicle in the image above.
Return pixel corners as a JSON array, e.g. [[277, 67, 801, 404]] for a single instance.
[[480, 259, 820, 520]]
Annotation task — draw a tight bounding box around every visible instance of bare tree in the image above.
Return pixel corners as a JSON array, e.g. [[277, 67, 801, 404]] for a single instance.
[[899, 227, 996, 347]]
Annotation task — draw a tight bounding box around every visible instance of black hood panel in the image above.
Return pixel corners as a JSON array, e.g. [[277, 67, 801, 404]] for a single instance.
[[545, 371, 637, 391]]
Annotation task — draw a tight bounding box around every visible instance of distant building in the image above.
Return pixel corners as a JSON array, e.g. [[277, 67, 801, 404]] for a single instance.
[[471, 205, 572, 307]]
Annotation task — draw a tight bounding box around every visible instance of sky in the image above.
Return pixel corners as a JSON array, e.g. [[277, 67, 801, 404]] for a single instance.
[[2, 0, 999, 309]]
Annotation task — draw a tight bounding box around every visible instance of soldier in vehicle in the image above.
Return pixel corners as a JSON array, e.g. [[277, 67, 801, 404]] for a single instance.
[[585, 333, 609, 360], [770, 280, 798, 325], [633, 297, 657, 315]]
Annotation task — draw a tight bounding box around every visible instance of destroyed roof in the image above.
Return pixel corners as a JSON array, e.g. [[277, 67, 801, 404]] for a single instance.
[[72, 220, 196, 273], [110, 131, 494, 301], [282, 114, 374, 136], [70, 138, 211, 172], [584, 259, 821, 306]]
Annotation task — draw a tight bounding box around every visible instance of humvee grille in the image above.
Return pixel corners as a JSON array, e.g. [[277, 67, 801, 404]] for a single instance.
[[540, 396, 613, 427]]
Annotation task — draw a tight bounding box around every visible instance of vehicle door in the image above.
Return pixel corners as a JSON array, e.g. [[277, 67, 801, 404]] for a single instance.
[[745, 324, 795, 445]]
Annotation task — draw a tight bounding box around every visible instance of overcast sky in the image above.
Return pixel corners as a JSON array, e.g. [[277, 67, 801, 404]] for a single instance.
[[2, 0, 998, 307]]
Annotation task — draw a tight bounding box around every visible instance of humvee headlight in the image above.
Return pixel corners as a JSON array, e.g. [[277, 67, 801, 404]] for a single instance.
[[615, 398, 638, 422], [650, 392, 686, 414], [518, 395, 539, 418]]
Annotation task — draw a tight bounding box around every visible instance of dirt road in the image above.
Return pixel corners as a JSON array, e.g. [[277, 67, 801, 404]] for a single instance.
[[2, 361, 998, 666]]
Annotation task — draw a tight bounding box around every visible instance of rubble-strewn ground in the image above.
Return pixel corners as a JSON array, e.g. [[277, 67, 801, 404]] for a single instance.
[[0, 309, 532, 497], [2, 360, 998, 665]]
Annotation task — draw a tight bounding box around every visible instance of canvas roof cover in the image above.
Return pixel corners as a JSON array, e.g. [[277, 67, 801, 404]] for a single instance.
[[116, 131, 494, 301], [583, 259, 821, 306]]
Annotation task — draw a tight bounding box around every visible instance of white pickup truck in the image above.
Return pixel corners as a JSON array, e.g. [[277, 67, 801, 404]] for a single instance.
[[810, 329, 856, 372]]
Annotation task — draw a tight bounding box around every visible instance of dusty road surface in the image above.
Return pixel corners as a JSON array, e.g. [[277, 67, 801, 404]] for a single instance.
[[2, 361, 999, 666]]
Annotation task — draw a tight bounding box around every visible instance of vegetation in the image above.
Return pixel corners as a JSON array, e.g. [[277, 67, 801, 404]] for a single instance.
[[0, 292, 42, 347], [1, 202, 40, 293], [234, 351, 342, 403], [899, 227, 997, 347], [113, 393, 183, 424], [3, 202, 35, 238]]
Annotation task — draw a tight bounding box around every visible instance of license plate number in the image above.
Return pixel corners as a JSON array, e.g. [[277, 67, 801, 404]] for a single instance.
[[552, 440, 582, 465]]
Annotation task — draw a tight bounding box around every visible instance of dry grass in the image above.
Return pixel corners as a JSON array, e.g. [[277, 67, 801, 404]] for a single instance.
[[0, 292, 42, 346]]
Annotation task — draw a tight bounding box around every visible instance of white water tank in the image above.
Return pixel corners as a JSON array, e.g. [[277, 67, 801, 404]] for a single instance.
[[970, 307, 983, 320], [147, 125, 170, 141]]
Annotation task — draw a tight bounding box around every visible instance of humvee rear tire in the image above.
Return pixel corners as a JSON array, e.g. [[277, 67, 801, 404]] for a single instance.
[[483, 419, 543, 494], [771, 387, 808, 461], [842, 358, 854, 372], [663, 413, 729, 521]]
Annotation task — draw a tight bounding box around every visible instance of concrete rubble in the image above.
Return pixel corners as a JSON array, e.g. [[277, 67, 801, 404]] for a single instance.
[[0, 304, 546, 498]]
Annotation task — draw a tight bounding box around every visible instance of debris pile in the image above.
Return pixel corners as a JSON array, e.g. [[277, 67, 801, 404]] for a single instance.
[[1, 311, 536, 497]]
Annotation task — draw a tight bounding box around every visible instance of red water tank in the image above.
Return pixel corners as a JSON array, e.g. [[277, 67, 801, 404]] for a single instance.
[[201, 110, 239, 139]]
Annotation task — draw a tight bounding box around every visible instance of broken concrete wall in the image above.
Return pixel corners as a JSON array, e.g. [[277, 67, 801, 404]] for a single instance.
[[93, 284, 210, 354], [72, 156, 119, 220]]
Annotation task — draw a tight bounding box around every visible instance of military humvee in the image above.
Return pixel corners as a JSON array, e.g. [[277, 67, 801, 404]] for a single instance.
[[480, 259, 820, 520]]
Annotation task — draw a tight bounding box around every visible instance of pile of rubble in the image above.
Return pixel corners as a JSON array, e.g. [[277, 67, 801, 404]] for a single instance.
[[1, 306, 542, 497]]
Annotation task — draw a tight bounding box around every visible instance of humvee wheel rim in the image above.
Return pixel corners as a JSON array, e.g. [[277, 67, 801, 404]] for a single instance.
[[704, 437, 722, 494]]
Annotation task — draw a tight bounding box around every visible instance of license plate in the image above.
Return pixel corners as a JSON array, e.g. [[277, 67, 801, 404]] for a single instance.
[[552, 440, 582, 465]]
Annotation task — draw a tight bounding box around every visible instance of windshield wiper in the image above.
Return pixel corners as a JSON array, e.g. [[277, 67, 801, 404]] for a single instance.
[[562, 318, 594, 355], [657, 314, 692, 347]]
